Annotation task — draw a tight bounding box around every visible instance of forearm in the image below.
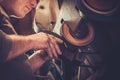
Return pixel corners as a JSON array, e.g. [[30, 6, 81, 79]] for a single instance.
[[7, 35, 33, 61]]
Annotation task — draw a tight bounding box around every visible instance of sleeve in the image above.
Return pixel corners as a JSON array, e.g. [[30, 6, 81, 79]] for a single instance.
[[0, 30, 12, 63]]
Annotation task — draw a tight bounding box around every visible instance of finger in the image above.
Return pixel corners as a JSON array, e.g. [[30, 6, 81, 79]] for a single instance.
[[49, 35, 63, 43], [46, 40, 53, 59], [50, 36, 62, 55], [47, 34, 62, 58], [49, 42, 58, 58], [46, 47, 53, 59]]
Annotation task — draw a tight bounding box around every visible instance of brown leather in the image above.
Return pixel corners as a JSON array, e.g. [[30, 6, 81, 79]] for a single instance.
[[61, 22, 94, 46], [81, 0, 119, 14]]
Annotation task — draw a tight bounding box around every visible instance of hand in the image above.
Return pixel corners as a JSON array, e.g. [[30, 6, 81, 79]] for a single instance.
[[28, 50, 49, 72], [28, 32, 63, 58]]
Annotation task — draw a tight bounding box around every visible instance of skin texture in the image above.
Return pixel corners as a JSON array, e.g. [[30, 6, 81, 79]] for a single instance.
[[8, 32, 63, 61], [1, 0, 37, 18], [0, 0, 63, 72], [7, 32, 63, 72]]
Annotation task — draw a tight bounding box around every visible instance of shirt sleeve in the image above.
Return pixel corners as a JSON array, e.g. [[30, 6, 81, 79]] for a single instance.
[[0, 30, 12, 63]]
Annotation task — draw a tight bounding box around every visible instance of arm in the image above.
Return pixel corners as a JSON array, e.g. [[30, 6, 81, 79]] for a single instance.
[[0, 30, 32, 62], [0, 31, 63, 62]]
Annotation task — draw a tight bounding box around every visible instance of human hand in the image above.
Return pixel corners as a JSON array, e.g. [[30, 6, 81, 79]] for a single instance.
[[28, 32, 63, 59], [28, 50, 49, 72]]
